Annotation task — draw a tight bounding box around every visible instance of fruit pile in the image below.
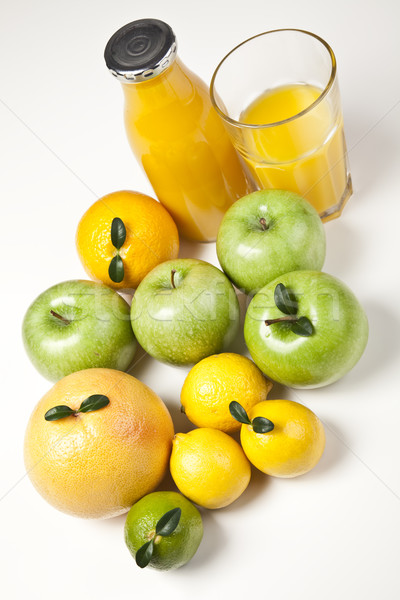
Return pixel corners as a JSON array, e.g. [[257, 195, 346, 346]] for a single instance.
[[22, 188, 368, 571]]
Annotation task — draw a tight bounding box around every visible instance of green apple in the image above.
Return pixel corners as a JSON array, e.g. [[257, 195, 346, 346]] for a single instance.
[[22, 280, 137, 381], [131, 259, 239, 366], [216, 190, 326, 295], [244, 271, 368, 388]]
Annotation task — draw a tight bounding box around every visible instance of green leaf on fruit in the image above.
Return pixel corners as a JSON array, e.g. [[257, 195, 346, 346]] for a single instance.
[[252, 416, 274, 434], [155, 508, 181, 537], [274, 283, 298, 315], [136, 539, 154, 569], [229, 401, 252, 425], [111, 217, 126, 250], [44, 405, 75, 421], [45, 395, 110, 421], [78, 394, 110, 413], [290, 316, 313, 337], [109, 255, 124, 283]]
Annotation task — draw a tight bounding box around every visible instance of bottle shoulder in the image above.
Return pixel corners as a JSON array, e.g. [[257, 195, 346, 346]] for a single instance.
[[123, 58, 210, 109]]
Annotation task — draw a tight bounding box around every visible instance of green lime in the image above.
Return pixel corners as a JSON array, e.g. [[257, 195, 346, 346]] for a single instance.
[[124, 491, 203, 570]]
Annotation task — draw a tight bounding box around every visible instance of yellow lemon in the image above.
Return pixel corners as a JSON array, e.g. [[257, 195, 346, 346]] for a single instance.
[[239, 400, 325, 478], [170, 428, 251, 509], [180, 353, 272, 433]]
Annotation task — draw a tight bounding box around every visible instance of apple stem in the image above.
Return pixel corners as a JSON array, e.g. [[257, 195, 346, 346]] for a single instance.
[[171, 269, 176, 289], [265, 316, 299, 326], [259, 217, 268, 231], [50, 309, 71, 325]]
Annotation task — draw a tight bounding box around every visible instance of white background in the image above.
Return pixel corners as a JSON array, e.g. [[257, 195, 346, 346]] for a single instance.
[[1, 0, 400, 598]]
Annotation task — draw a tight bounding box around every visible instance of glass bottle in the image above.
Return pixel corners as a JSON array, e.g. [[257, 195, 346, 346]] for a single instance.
[[105, 19, 252, 242]]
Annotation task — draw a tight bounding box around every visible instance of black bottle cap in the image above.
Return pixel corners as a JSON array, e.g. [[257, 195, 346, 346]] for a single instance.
[[104, 19, 177, 82]]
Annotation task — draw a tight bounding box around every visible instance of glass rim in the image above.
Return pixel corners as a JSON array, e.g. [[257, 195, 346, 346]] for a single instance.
[[210, 28, 337, 129]]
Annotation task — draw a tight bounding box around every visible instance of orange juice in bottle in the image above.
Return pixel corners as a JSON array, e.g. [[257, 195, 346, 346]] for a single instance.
[[105, 19, 252, 241]]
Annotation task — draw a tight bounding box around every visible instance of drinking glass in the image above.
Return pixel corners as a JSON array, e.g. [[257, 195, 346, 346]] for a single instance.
[[210, 29, 352, 220]]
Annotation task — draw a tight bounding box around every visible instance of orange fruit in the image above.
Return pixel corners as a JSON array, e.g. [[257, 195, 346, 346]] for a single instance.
[[76, 190, 179, 290], [24, 368, 174, 519]]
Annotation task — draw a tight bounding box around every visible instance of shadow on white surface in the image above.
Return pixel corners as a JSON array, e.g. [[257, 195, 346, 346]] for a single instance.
[[178, 237, 213, 261], [127, 345, 152, 380], [181, 508, 228, 572], [347, 110, 398, 197], [95, 511, 126, 529], [305, 420, 349, 479], [228, 289, 250, 356], [223, 465, 271, 514], [267, 381, 288, 400], [154, 467, 179, 494], [324, 218, 366, 276], [166, 400, 194, 434], [345, 299, 400, 387]]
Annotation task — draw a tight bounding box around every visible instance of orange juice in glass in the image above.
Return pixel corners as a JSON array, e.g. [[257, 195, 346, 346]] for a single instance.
[[210, 29, 352, 221], [105, 19, 252, 241]]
